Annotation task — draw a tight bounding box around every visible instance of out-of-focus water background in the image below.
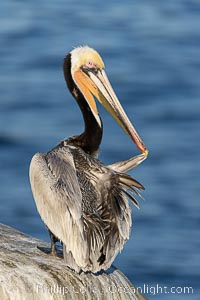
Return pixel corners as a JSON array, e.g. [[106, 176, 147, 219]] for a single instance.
[[0, 1, 200, 299]]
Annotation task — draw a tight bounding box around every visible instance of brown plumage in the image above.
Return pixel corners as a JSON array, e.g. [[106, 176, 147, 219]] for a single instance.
[[30, 46, 148, 273]]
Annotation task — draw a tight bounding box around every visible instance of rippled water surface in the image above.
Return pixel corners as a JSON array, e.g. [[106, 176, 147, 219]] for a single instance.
[[0, 1, 200, 299]]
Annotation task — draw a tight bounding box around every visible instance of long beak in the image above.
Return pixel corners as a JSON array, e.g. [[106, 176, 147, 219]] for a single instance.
[[74, 68, 148, 155]]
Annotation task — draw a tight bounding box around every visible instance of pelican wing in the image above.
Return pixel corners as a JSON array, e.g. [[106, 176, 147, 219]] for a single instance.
[[29, 147, 88, 268], [108, 153, 147, 173]]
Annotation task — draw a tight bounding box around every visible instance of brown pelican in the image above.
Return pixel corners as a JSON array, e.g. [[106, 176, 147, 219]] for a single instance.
[[29, 46, 148, 273]]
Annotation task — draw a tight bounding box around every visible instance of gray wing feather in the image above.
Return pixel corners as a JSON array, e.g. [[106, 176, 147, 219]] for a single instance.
[[29, 148, 88, 268], [108, 153, 147, 172]]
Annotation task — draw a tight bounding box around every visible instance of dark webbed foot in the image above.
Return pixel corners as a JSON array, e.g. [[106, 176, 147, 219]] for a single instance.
[[37, 229, 63, 257]]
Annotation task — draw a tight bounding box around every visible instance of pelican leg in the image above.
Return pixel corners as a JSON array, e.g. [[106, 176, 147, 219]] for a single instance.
[[48, 229, 58, 256]]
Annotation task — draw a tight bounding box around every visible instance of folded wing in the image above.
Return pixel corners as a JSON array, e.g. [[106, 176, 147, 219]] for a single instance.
[[29, 148, 88, 269]]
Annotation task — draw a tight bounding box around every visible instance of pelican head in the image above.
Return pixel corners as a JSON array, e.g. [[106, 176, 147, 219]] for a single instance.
[[66, 46, 148, 155]]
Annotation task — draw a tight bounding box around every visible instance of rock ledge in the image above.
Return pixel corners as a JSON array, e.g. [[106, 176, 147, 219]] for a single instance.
[[0, 223, 147, 300]]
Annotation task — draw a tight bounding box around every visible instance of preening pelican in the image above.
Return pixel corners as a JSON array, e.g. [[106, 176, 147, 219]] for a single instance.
[[29, 46, 148, 273]]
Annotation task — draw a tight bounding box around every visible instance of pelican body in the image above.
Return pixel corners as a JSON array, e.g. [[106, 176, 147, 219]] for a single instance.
[[30, 46, 148, 273]]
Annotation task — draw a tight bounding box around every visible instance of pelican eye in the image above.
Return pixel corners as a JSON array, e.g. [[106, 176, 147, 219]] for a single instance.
[[81, 62, 99, 75], [86, 61, 97, 68]]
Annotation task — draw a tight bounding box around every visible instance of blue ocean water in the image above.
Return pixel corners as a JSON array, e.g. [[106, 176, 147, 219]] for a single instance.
[[0, 1, 200, 299]]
